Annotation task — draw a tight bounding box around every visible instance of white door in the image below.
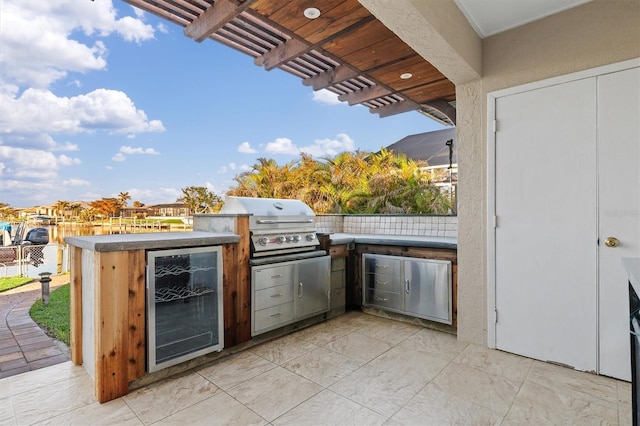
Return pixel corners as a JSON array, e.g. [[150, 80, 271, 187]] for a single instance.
[[494, 65, 640, 380], [494, 78, 598, 372], [597, 67, 640, 381]]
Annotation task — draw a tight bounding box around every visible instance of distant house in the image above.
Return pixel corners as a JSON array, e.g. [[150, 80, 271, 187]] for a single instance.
[[386, 127, 456, 169], [120, 207, 149, 219], [147, 203, 190, 218], [386, 127, 457, 196]]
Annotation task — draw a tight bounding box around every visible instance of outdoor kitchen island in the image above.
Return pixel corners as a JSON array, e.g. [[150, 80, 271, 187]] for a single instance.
[[322, 233, 458, 330], [66, 231, 242, 403], [66, 221, 457, 404]]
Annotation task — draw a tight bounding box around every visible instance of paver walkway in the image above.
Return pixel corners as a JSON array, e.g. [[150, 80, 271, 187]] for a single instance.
[[0, 274, 70, 379]]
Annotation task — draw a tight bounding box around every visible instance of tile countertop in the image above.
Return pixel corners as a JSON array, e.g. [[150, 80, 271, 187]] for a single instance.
[[65, 231, 240, 252], [623, 257, 640, 294], [325, 233, 457, 250]]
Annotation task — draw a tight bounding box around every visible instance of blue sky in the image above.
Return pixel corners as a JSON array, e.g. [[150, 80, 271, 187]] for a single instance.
[[0, 0, 445, 208]]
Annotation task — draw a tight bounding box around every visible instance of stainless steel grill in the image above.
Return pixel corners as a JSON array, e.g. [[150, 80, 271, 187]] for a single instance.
[[220, 196, 330, 336], [220, 196, 322, 259]]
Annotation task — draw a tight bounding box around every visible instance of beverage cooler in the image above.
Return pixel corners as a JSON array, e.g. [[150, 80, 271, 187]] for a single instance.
[[147, 246, 223, 372]]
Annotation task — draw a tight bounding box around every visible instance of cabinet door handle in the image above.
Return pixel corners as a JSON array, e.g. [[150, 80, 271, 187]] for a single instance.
[[374, 296, 389, 302], [376, 265, 389, 270], [271, 274, 283, 279], [298, 282, 303, 298], [405, 279, 410, 294], [270, 293, 282, 298], [269, 313, 282, 318], [375, 280, 389, 286]]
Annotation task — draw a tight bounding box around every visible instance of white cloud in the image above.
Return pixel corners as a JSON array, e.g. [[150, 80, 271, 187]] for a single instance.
[[239, 164, 251, 171], [265, 137, 300, 155], [62, 178, 90, 187], [113, 145, 159, 162], [300, 133, 356, 157], [218, 163, 239, 173], [0, 0, 155, 88], [0, 145, 83, 206], [120, 146, 160, 155], [157, 22, 169, 34], [312, 89, 342, 105], [57, 154, 82, 167], [0, 88, 165, 138], [51, 142, 79, 152], [113, 16, 156, 43], [0, 1, 166, 207], [264, 134, 356, 157], [205, 182, 226, 196], [0, 146, 80, 172], [238, 142, 257, 154]]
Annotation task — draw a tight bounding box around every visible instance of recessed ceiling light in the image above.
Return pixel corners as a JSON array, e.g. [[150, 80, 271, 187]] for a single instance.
[[303, 7, 321, 19], [400, 73, 413, 79]]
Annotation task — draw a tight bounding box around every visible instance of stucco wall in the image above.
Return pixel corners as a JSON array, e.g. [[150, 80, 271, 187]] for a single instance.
[[456, 0, 640, 344], [362, 0, 640, 345]]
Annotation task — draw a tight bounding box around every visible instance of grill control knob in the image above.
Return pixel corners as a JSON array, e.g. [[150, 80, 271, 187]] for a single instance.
[[285, 236, 293, 242], [258, 237, 269, 246], [276, 236, 286, 244], [305, 234, 316, 241], [292, 235, 301, 242]]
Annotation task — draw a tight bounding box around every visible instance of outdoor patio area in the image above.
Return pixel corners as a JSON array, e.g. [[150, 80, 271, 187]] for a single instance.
[[0, 310, 630, 425]]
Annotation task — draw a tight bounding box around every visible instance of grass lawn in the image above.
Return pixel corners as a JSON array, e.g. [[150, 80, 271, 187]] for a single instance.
[[0, 276, 33, 293], [29, 284, 70, 346]]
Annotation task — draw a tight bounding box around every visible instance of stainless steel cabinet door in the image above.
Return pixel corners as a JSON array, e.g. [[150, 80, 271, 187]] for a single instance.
[[404, 259, 452, 324], [295, 256, 330, 320]]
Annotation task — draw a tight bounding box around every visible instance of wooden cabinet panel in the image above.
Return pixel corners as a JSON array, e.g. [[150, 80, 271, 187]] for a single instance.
[[94, 250, 143, 403]]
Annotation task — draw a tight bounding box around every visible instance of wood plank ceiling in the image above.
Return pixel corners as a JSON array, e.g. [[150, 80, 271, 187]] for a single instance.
[[122, 0, 457, 125]]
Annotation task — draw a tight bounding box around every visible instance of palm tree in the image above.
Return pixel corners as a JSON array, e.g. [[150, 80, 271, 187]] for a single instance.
[[69, 203, 83, 221], [118, 192, 131, 208], [54, 200, 70, 221], [0, 203, 17, 221], [227, 151, 452, 214]]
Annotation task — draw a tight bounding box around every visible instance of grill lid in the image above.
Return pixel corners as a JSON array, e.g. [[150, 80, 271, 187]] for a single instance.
[[220, 197, 320, 257], [220, 196, 315, 217]]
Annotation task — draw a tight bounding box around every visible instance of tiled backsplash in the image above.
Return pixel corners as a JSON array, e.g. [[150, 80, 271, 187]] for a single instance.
[[316, 215, 457, 238]]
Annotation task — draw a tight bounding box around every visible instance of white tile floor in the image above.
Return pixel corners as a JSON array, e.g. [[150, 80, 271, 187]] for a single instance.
[[0, 311, 632, 425]]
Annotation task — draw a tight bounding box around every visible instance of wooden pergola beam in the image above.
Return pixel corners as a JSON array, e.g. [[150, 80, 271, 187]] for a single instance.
[[125, 0, 191, 26], [422, 99, 457, 125], [371, 100, 419, 118], [184, 0, 255, 43], [302, 66, 359, 91], [254, 38, 309, 71], [338, 85, 392, 106]]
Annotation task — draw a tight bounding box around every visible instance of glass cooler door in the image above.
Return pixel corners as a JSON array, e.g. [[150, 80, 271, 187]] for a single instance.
[[147, 246, 223, 372]]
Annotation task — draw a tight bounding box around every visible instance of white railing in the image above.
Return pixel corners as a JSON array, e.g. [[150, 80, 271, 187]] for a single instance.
[[0, 244, 68, 277]]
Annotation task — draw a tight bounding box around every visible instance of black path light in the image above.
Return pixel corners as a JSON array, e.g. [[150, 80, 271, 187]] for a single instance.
[[38, 272, 52, 305]]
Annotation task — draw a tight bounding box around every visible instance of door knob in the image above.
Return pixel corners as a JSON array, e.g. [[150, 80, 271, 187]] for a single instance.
[[604, 237, 619, 248]]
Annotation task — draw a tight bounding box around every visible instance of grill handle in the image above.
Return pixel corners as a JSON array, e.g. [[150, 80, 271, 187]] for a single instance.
[[256, 219, 314, 224]]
